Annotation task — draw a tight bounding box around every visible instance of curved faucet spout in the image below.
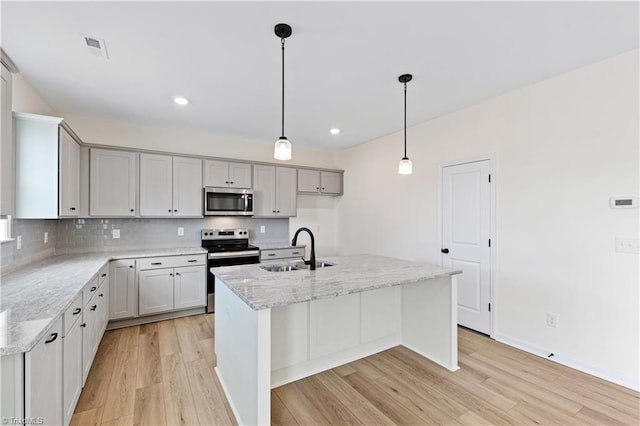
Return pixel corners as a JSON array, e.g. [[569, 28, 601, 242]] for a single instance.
[[291, 227, 316, 270]]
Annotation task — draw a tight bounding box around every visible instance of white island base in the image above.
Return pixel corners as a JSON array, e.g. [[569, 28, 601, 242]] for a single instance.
[[215, 274, 458, 426]]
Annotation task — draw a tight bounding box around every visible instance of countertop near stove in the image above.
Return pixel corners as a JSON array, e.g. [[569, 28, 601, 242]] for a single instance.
[[0, 247, 207, 356], [212, 254, 462, 311]]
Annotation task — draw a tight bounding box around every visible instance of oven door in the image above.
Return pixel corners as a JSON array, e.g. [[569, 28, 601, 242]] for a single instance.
[[207, 252, 260, 312], [204, 187, 253, 216]]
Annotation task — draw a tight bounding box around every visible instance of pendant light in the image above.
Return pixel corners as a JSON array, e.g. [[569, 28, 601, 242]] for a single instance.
[[398, 73, 413, 175], [274, 23, 292, 160]]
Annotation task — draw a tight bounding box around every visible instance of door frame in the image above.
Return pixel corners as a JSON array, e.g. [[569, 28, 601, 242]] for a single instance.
[[437, 154, 497, 337]]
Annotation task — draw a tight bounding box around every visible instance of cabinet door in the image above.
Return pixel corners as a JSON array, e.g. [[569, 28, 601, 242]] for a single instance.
[[63, 321, 82, 425], [0, 64, 12, 216], [275, 167, 297, 217], [228, 162, 252, 188], [140, 153, 173, 217], [25, 317, 62, 426], [90, 149, 137, 216], [252, 165, 276, 216], [174, 265, 206, 310], [297, 169, 320, 193], [59, 130, 81, 217], [97, 278, 109, 336], [320, 171, 342, 194], [109, 259, 137, 320], [203, 159, 229, 187], [173, 156, 202, 217], [81, 299, 97, 385], [139, 269, 175, 316], [310, 293, 360, 359]]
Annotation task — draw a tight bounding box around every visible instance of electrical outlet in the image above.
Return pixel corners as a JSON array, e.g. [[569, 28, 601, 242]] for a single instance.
[[615, 237, 639, 254], [16, 235, 21, 250], [178, 227, 184, 236], [546, 313, 557, 328], [260, 225, 266, 233], [44, 231, 48, 244], [112, 229, 120, 239]]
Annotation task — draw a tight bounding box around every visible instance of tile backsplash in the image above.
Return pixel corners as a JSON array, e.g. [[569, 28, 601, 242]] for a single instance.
[[1, 217, 290, 273], [55, 217, 290, 254], [1, 219, 57, 273]]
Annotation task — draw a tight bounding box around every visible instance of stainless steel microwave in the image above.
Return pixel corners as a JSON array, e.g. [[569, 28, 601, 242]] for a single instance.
[[204, 187, 254, 216]]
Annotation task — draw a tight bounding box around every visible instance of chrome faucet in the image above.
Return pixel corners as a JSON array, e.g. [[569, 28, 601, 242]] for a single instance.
[[291, 227, 316, 270]]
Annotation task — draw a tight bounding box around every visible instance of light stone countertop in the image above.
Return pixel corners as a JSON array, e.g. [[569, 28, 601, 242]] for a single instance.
[[0, 247, 207, 355], [212, 254, 462, 311]]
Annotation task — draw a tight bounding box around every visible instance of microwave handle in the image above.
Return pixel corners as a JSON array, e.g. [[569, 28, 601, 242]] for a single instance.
[[245, 193, 249, 211]]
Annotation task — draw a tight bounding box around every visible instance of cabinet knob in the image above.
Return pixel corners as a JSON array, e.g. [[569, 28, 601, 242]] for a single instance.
[[272, 210, 276, 213], [101, 273, 107, 278], [276, 210, 280, 213], [322, 187, 325, 190], [230, 181, 234, 184], [316, 187, 319, 190], [44, 333, 58, 344], [129, 265, 134, 269], [175, 272, 180, 276], [174, 209, 178, 212], [80, 323, 86, 328], [90, 305, 97, 311], [70, 207, 76, 211], [225, 181, 229, 184], [168, 209, 172, 212], [99, 293, 104, 297], [130, 209, 135, 212]]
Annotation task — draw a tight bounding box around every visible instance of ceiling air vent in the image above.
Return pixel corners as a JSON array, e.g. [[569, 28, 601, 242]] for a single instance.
[[81, 34, 109, 59]]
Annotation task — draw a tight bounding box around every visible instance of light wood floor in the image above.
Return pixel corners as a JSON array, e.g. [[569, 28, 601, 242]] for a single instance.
[[72, 315, 639, 425]]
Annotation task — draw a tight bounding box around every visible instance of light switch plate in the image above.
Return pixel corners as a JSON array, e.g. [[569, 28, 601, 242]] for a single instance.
[[112, 229, 120, 239], [178, 227, 184, 236], [44, 231, 48, 244], [16, 235, 21, 250], [260, 225, 266, 233], [615, 237, 639, 254]]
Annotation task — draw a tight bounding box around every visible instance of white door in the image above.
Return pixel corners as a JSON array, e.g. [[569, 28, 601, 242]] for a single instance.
[[441, 160, 492, 334], [109, 259, 136, 320], [90, 149, 137, 216], [275, 167, 297, 217], [320, 171, 341, 194], [203, 159, 229, 187], [228, 162, 252, 188], [58, 130, 80, 217], [62, 320, 82, 425], [140, 153, 173, 216], [173, 156, 202, 217], [298, 169, 320, 193], [253, 165, 276, 216], [139, 269, 175, 316]]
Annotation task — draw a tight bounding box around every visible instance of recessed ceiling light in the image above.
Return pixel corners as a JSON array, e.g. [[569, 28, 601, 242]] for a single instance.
[[173, 96, 189, 106], [330, 128, 340, 135]]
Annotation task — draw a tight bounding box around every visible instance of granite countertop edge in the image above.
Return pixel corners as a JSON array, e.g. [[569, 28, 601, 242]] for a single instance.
[[0, 247, 208, 356]]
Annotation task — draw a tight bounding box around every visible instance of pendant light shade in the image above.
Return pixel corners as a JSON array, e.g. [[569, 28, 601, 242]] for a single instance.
[[274, 136, 292, 160], [398, 73, 413, 175], [274, 23, 293, 160]]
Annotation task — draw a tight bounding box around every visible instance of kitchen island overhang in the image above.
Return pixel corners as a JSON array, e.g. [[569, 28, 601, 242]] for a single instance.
[[212, 254, 461, 426]]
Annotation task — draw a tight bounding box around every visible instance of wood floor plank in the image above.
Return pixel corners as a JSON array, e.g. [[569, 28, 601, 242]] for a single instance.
[[157, 319, 181, 356], [70, 406, 103, 426], [136, 326, 162, 389], [197, 338, 216, 371], [184, 358, 235, 425], [187, 314, 213, 341], [456, 410, 494, 425], [99, 416, 133, 426], [160, 352, 199, 426], [293, 375, 363, 425], [101, 348, 138, 423], [343, 372, 426, 425], [174, 316, 205, 363], [574, 405, 628, 426], [271, 391, 299, 426], [133, 383, 166, 426], [273, 382, 332, 425]]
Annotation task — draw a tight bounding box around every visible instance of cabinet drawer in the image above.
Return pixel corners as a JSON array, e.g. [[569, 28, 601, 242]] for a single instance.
[[260, 248, 305, 261], [98, 264, 109, 288], [63, 294, 83, 337], [83, 276, 100, 307], [138, 254, 206, 270]]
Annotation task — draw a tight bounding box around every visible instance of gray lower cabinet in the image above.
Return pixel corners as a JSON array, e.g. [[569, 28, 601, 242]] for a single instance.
[[139, 268, 175, 315], [109, 259, 137, 320]]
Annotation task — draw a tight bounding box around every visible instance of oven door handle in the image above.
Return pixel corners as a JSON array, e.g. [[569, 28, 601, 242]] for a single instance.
[[208, 250, 260, 260]]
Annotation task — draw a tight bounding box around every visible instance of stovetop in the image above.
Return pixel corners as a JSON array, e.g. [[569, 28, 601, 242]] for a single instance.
[[201, 228, 259, 253]]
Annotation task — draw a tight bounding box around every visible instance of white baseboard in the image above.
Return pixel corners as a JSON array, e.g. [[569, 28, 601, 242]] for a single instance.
[[493, 332, 639, 392]]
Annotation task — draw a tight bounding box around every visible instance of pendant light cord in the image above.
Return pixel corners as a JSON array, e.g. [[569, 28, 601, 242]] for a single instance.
[[281, 38, 285, 138], [403, 81, 407, 158]]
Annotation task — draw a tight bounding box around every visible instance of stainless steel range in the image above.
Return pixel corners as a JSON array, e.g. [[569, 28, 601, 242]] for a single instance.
[[201, 228, 260, 312]]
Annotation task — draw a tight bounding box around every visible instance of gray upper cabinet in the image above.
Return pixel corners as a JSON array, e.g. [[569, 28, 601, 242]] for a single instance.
[[253, 165, 296, 217], [204, 159, 251, 189], [297, 169, 342, 195], [14, 113, 83, 218], [90, 148, 137, 217], [1, 63, 13, 217], [139, 153, 202, 217]]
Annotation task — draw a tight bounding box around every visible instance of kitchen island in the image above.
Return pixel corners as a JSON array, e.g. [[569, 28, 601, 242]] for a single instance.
[[213, 254, 461, 425]]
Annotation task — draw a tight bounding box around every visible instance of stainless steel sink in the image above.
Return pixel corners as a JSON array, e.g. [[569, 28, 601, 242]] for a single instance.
[[291, 260, 336, 269], [260, 264, 302, 272]]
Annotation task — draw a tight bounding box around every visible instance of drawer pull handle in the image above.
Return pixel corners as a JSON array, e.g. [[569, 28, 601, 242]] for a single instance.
[[80, 323, 86, 328], [72, 308, 81, 315], [90, 286, 97, 292], [101, 273, 107, 277], [45, 333, 58, 344], [151, 262, 162, 265], [267, 253, 276, 257], [187, 259, 198, 263], [99, 293, 104, 297], [90, 305, 97, 311], [70, 207, 76, 211], [129, 265, 134, 269], [292, 251, 301, 255], [169, 273, 174, 276]]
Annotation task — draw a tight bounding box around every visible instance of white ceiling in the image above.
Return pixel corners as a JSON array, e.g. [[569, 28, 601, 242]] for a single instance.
[[2, 1, 638, 151]]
